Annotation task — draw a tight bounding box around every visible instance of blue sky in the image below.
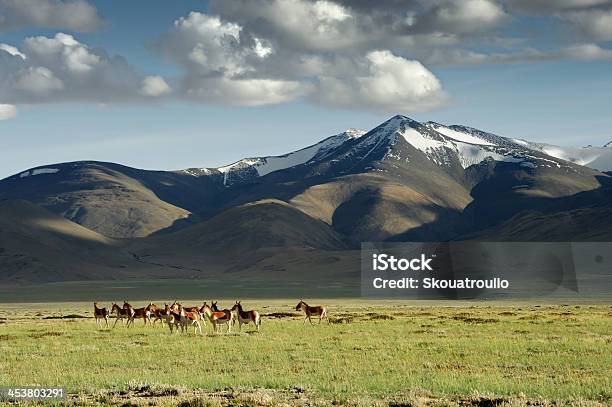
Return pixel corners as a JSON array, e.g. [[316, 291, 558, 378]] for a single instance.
[[1, 0, 612, 178]]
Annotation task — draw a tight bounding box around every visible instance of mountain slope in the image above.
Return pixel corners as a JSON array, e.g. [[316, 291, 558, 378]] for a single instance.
[[0, 162, 219, 238], [0, 199, 132, 282], [140, 199, 348, 253], [126, 199, 354, 276], [0, 114, 611, 285], [464, 177, 612, 240]]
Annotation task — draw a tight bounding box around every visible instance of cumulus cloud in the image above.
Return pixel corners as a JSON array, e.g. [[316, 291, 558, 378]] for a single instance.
[[4, 1, 612, 114], [159, 11, 311, 106], [411, 0, 509, 35], [209, 0, 363, 51], [314, 50, 448, 112], [0, 104, 17, 120], [0, 43, 26, 59], [156, 10, 449, 111], [0, 0, 102, 32], [0, 33, 167, 105], [14, 66, 64, 93], [140, 76, 171, 97]]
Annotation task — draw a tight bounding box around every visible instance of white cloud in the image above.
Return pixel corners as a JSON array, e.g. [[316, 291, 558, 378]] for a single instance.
[[0, 0, 103, 32], [209, 0, 362, 51], [170, 12, 246, 76], [140, 75, 171, 97], [12, 3, 612, 114], [312, 0, 351, 23], [14, 66, 64, 93], [0, 43, 26, 59], [0, 104, 17, 120], [0, 33, 154, 105], [314, 50, 448, 112], [562, 43, 612, 60], [24, 33, 100, 73], [253, 38, 273, 58], [416, 0, 509, 34], [161, 12, 311, 106], [185, 77, 310, 106]]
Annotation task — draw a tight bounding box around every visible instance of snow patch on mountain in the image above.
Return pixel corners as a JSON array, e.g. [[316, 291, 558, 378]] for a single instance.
[[426, 122, 494, 146], [177, 115, 609, 187], [19, 168, 60, 178], [186, 129, 366, 185], [385, 118, 526, 169], [513, 139, 612, 171]]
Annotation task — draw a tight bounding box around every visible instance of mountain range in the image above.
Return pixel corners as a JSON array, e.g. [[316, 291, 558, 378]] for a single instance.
[[2, 115, 612, 283]]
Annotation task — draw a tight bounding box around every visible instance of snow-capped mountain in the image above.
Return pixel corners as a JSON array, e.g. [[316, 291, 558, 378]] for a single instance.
[[177, 115, 608, 189], [181, 129, 365, 186], [2, 114, 612, 283], [375, 117, 542, 170], [511, 138, 612, 172]]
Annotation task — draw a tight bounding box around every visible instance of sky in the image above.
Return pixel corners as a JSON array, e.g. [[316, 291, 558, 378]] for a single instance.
[[1, 0, 612, 179]]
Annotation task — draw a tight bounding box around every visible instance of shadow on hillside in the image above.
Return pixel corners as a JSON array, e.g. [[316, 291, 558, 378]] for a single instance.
[[388, 162, 612, 242]]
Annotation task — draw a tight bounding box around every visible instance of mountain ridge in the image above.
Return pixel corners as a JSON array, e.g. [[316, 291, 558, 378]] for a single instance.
[[1, 114, 612, 283]]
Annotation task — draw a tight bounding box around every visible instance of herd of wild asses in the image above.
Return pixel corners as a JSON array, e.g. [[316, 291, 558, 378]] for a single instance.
[[93, 299, 329, 334]]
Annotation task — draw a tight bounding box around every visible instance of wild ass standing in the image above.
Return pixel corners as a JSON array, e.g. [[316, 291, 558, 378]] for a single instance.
[[93, 303, 109, 328], [230, 301, 261, 332], [130, 302, 154, 327], [163, 303, 183, 333], [201, 302, 233, 334], [111, 302, 132, 328], [295, 299, 329, 324], [179, 304, 203, 335]]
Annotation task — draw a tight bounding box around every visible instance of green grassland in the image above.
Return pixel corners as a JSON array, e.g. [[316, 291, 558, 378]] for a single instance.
[[0, 300, 610, 406]]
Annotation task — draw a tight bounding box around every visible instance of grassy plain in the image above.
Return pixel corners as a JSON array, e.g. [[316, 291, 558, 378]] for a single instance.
[[0, 300, 610, 406]]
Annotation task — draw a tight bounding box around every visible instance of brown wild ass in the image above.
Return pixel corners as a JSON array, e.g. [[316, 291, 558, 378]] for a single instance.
[[123, 301, 135, 327], [230, 301, 261, 332], [179, 304, 203, 335], [93, 303, 109, 328], [124, 302, 153, 327], [163, 303, 183, 333], [295, 299, 329, 324], [148, 303, 167, 326], [201, 302, 233, 334], [111, 302, 132, 328], [135, 302, 154, 326]]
